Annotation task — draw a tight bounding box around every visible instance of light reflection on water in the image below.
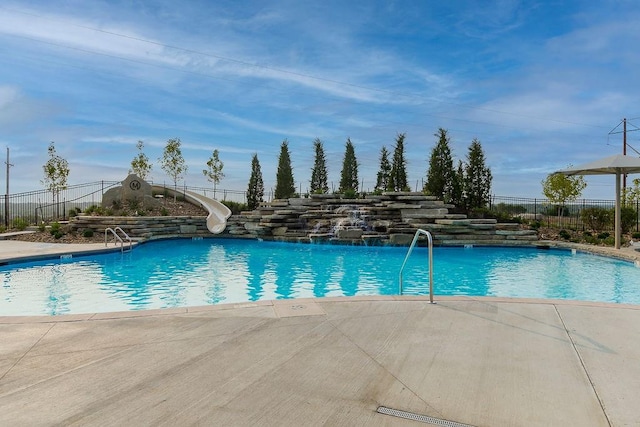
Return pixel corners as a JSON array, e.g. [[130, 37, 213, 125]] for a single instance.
[[2, 239, 640, 316]]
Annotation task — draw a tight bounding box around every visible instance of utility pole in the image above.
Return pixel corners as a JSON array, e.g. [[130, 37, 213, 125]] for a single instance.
[[623, 118, 627, 190], [609, 118, 640, 194], [4, 147, 13, 228]]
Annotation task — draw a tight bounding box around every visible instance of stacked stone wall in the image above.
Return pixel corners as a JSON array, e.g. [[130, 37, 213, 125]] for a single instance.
[[70, 216, 209, 240], [221, 192, 538, 246], [70, 192, 538, 246]]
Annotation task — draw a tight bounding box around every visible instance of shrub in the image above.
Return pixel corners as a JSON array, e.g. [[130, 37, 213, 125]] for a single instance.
[[49, 222, 61, 234], [342, 189, 358, 199], [160, 207, 169, 216], [632, 232, 640, 239], [49, 222, 64, 239], [38, 222, 46, 232], [583, 235, 599, 245], [85, 205, 105, 216], [82, 229, 94, 238], [559, 229, 571, 240], [581, 207, 612, 233], [620, 206, 637, 233], [221, 200, 248, 215], [12, 218, 28, 231], [127, 198, 140, 211], [597, 232, 610, 239]]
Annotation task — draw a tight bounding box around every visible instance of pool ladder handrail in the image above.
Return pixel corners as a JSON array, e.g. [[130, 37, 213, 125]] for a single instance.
[[104, 227, 133, 252], [399, 229, 434, 303]]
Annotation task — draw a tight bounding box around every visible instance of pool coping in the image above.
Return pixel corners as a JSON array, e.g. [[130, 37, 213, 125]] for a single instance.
[[1, 294, 639, 324]]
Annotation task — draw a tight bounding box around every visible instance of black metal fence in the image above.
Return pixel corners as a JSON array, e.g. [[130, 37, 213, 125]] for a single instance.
[[1, 181, 120, 227], [0, 181, 252, 227], [3, 182, 635, 232], [489, 195, 640, 232]]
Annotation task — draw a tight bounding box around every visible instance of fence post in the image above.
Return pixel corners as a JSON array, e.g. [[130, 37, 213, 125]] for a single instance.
[[4, 193, 8, 228]]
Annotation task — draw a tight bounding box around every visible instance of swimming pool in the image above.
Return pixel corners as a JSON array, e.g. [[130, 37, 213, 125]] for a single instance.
[[1, 238, 640, 316]]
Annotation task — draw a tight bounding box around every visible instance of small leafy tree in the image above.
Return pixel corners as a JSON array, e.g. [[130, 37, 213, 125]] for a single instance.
[[309, 138, 329, 194], [388, 133, 409, 191], [463, 138, 492, 211], [42, 141, 70, 218], [541, 169, 586, 216], [424, 128, 456, 203], [375, 146, 391, 192], [203, 149, 225, 199], [339, 138, 359, 194], [129, 140, 152, 180], [247, 153, 264, 210], [274, 139, 295, 199], [159, 137, 188, 201]]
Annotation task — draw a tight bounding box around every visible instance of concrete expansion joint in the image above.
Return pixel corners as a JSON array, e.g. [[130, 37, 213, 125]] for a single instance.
[[0, 322, 56, 383], [553, 305, 612, 426]]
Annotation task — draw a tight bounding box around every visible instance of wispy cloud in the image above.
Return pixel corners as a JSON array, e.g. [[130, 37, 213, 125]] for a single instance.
[[0, 1, 638, 199]]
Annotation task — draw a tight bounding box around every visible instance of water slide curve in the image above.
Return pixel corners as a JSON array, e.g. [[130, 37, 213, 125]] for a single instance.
[[151, 186, 232, 234]]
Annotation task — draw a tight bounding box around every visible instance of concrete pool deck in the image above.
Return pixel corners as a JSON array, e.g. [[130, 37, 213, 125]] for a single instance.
[[1, 241, 640, 426]]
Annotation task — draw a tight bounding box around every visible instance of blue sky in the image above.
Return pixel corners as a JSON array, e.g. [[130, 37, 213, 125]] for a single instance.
[[1, 0, 639, 200]]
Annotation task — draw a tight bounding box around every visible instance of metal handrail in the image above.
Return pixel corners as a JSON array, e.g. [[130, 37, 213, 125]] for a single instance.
[[104, 227, 133, 252], [399, 229, 434, 303]]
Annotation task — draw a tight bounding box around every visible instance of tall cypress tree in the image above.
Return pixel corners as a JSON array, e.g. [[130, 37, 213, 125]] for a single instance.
[[339, 138, 359, 194], [424, 128, 456, 203], [375, 146, 391, 192], [464, 138, 492, 211], [247, 153, 264, 210], [389, 132, 409, 191], [310, 138, 329, 194], [274, 139, 295, 199]]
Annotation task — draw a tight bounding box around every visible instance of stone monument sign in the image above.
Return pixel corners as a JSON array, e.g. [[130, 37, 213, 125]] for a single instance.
[[102, 174, 160, 209]]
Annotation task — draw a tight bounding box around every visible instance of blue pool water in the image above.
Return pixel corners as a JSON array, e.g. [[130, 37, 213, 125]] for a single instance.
[[1, 238, 640, 316]]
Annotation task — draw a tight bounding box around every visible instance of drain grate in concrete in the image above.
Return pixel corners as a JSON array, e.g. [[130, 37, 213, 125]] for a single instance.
[[376, 406, 475, 427]]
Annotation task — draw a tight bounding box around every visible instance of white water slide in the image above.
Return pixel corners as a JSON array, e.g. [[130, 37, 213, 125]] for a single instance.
[[152, 186, 232, 234]]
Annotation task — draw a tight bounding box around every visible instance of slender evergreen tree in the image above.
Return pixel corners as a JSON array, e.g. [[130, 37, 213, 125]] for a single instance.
[[274, 139, 295, 199], [310, 138, 329, 194], [388, 132, 409, 191], [424, 128, 456, 202], [339, 138, 359, 194], [463, 138, 492, 211], [375, 146, 392, 192], [247, 153, 264, 210]]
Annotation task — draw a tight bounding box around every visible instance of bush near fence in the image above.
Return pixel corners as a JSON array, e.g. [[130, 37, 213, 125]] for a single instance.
[[489, 196, 640, 233]]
